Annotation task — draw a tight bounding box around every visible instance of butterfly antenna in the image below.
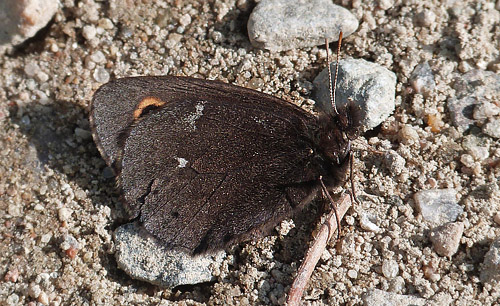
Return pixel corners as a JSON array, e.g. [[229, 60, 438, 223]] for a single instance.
[[325, 31, 343, 116]]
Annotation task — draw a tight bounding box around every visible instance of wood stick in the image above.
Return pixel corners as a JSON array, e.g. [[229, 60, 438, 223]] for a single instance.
[[286, 193, 352, 305]]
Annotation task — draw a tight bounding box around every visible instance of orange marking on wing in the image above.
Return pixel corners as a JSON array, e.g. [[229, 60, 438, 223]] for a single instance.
[[134, 97, 166, 119]]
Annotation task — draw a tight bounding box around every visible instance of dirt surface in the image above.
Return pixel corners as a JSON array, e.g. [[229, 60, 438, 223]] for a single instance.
[[1, 0, 499, 305]]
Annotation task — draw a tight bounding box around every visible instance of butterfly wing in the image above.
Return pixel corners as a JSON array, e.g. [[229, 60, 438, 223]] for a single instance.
[[91, 76, 328, 254]]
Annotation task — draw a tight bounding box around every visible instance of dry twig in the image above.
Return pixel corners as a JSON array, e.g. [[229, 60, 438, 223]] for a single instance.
[[286, 193, 352, 305]]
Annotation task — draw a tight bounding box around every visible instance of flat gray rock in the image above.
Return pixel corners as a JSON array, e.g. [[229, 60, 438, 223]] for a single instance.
[[248, 0, 358, 51], [480, 238, 500, 284], [447, 69, 500, 135], [0, 0, 59, 55], [313, 59, 397, 131], [414, 189, 463, 226], [362, 289, 427, 306], [114, 222, 226, 288]]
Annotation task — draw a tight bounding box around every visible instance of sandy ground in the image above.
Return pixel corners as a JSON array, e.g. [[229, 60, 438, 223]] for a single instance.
[[1, 0, 500, 305]]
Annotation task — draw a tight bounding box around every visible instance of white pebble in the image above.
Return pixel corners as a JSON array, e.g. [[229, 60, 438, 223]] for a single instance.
[[382, 259, 399, 279], [347, 269, 358, 279], [98, 18, 114, 30], [378, 0, 394, 10], [28, 284, 41, 298], [40, 233, 52, 244], [179, 14, 191, 26], [24, 62, 40, 77], [58, 207, 72, 222], [460, 154, 475, 168], [82, 25, 97, 40], [360, 214, 381, 233], [35, 71, 49, 83], [93, 67, 110, 83], [90, 51, 106, 64]]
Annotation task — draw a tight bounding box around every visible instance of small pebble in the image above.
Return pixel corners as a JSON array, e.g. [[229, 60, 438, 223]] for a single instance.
[[347, 269, 358, 279], [58, 207, 72, 222], [93, 67, 110, 83], [98, 18, 114, 30], [114, 222, 226, 287], [60, 234, 80, 254], [399, 125, 419, 144], [6, 294, 19, 305], [35, 71, 49, 83], [423, 262, 441, 282], [33, 203, 44, 211], [65, 247, 79, 259], [38, 291, 49, 305], [483, 119, 500, 139], [24, 62, 41, 77], [4, 268, 19, 282], [447, 69, 500, 132], [179, 14, 191, 26], [28, 283, 41, 298], [415, 10, 436, 27], [8, 203, 22, 217], [40, 233, 52, 244], [473, 102, 500, 120], [382, 259, 399, 279], [429, 222, 464, 257], [388, 276, 405, 293], [384, 150, 406, 175], [90, 51, 106, 64], [460, 154, 475, 168], [360, 213, 381, 233], [427, 113, 445, 132], [82, 25, 97, 40], [410, 62, 435, 96], [493, 213, 500, 225], [378, 0, 394, 10], [469, 146, 489, 161], [0, 0, 58, 55]]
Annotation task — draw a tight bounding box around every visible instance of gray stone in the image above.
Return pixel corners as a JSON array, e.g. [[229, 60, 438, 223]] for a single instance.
[[384, 150, 406, 175], [447, 95, 476, 132], [429, 222, 464, 257], [409, 61, 436, 97], [362, 289, 427, 306], [480, 238, 500, 284], [313, 59, 397, 131], [248, 0, 358, 51], [414, 189, 463, 226], [0, 0, 59, 55], [483, 118, 500, 139], [447, 69, 500, 133], [114, 222, 226, 288]]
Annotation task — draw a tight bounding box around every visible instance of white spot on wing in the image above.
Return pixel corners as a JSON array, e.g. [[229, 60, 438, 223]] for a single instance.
[[176, 157, 188, 168], [184, 102, 206, 131]]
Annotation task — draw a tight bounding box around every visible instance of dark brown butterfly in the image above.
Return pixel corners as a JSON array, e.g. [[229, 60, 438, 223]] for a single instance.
[[90, 39, 361, 255]]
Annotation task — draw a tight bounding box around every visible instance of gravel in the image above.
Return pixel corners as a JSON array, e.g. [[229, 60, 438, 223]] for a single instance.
[[1, 0, 499, 304]]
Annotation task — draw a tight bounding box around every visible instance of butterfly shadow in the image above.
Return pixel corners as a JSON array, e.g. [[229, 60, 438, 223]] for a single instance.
[[10, 100, 154, 288]]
